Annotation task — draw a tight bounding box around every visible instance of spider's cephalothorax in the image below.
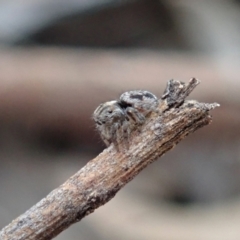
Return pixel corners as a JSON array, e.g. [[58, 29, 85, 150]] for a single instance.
[[93, 90, 159, 148], [93, 100, 125, 146]]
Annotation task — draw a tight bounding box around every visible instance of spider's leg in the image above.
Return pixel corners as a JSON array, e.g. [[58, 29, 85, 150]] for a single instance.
[[120, 119, 131, 149], [125, 107, 145, 125], [99, 125, 112, 147]]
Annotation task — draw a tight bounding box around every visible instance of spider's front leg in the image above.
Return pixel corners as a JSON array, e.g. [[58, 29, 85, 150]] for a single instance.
[[117, 107, 145, 150], [124, 106, 145, 126]]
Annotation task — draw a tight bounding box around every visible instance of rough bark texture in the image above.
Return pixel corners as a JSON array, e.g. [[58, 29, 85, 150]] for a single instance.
[[0, 79, 219, 240]]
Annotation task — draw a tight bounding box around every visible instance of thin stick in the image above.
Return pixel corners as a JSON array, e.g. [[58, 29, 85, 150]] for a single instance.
[[0, 79, 219, 240]]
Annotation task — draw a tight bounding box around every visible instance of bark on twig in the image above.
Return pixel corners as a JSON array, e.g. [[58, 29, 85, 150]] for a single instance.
[[0, 78, 219, 240]]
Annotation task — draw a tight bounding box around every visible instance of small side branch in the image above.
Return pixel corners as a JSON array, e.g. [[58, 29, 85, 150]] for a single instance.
[[0, 79, 219, 240]]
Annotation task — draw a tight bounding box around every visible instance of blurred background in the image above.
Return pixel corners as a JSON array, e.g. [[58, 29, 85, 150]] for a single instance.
[[0, 0, 239, 239]]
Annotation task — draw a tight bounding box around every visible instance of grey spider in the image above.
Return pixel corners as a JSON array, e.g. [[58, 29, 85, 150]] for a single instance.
[[93, 90, 159, 148]]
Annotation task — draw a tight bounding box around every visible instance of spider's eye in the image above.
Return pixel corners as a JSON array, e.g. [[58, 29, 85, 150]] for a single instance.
[[108, 110, 113, 114]]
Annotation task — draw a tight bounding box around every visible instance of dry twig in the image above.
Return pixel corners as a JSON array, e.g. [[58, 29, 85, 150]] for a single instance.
[[0, 78, 219, 240]]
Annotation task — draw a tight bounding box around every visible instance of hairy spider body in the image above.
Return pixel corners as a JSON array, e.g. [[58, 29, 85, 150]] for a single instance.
[[93, 90, 159, 148], [93, 100, 125, 146]]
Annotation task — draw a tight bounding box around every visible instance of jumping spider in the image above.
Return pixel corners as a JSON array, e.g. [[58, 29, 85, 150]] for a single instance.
[[93, 90, 159, 147]]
